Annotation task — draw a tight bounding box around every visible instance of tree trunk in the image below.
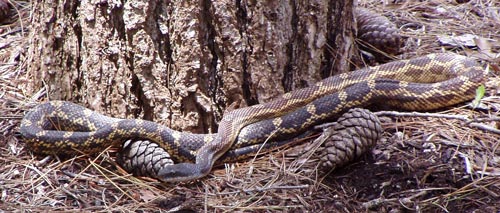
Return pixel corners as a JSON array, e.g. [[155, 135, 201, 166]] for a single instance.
[[25, 0, 355, 133]]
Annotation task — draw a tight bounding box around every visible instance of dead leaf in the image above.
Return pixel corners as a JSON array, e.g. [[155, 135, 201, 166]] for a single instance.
[[475, 37, 493, 51], [139, 189, 157, 202], [438, 34, 478, 47]]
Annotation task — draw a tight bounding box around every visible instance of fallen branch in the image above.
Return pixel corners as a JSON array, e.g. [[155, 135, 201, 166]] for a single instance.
[[374, 110, 500, 135], [211, 184, 310, 196]]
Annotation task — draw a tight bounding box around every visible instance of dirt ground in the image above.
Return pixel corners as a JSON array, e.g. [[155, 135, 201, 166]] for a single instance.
[[1, 0, 500, 212]]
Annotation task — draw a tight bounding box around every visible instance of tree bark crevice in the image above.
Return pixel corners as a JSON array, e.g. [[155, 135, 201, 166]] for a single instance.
[[27, 0, 355, 134]]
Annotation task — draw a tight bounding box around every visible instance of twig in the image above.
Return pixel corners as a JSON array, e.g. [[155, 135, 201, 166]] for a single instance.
[[374, 110, 500, 135], [61, 186, 89, 208], [469, 122, 500, 134], [211, 184, 310, 196], [459, 152, 473, 175], [362, 190, 428, 209], [374, 111, 469, 121]]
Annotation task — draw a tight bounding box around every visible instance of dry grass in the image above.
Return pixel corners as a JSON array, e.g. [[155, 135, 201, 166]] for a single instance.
[[1, 0, 500, 212]]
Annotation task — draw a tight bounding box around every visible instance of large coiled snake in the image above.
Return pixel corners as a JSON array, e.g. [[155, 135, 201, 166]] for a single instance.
[[19, 53, 486, 182]]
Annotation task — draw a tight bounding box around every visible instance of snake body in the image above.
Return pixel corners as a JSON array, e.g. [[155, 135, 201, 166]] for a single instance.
[[19, 53, 486, 182], [118, 108, 383, 179], [157, 53, 485, 182]]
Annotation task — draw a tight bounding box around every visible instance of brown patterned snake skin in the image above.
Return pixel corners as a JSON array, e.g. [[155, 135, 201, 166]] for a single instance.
[[20, 53, 486, 182], [117, 108, 383, 180]]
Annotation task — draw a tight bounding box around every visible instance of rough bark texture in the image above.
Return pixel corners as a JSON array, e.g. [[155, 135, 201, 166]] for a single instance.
[[25, 0, 355, 133]]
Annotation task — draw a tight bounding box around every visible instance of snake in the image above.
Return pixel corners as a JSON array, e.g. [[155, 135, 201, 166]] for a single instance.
[[19, 53, 486, 182], [117, 108, 383, 180]]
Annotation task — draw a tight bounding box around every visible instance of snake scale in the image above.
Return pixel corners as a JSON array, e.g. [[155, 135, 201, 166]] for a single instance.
[[19, 53, 486, 182]]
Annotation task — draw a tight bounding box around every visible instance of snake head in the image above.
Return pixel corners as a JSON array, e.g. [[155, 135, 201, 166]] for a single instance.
[[157, 163, 207, 182]]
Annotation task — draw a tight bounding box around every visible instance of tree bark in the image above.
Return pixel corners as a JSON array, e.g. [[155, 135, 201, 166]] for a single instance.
[[25, 0, 355, 133]]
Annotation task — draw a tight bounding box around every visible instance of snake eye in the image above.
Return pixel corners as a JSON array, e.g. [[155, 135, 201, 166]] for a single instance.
[[158, 166, 179, 177], [157, 163, 190, 182], [157, 163, 204, 182]]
